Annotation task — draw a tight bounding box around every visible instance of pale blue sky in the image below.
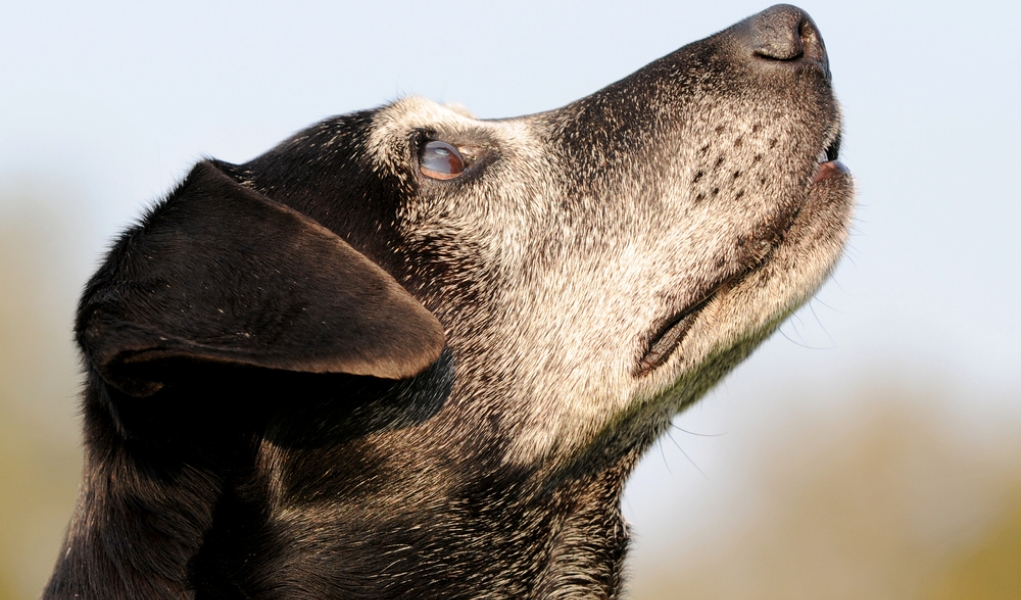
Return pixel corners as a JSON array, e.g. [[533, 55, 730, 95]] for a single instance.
[[2, 0, 1019, 592], [4, 0, 1018, 387]]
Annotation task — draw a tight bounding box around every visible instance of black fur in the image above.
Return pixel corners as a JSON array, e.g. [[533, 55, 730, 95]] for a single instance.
[[45, 6, 852, 598]]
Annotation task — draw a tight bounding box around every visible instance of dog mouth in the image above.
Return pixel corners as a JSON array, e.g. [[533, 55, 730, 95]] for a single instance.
[[634, 281, 730, 377], [634, 132, 848, 378], [811, 132, 847, 185]]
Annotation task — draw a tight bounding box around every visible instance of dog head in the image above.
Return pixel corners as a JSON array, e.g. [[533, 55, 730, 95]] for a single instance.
[[78, 3, 851, 486], [78, 5, 852, 472]]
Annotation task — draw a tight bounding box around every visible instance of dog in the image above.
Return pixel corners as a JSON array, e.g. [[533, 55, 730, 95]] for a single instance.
[[45, 4, 853, 598]]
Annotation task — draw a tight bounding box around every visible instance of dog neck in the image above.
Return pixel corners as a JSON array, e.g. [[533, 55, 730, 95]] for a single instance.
[[46, 368, 641, 599]]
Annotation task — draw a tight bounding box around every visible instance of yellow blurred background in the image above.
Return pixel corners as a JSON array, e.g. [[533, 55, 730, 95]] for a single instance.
[[626, 385, 1021, 599]]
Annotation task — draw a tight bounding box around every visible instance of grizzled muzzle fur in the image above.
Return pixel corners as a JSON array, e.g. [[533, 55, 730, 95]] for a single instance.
[[46, 5, 853, 599]]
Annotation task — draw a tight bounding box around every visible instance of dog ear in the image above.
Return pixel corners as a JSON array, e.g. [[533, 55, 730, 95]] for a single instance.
[[77, 161, 445, 397]]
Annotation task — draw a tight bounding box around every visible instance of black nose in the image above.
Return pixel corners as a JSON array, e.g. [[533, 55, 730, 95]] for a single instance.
[[745, 4, 829, 76]]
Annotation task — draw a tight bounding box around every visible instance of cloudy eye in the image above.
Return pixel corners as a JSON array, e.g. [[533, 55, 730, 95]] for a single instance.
[[420, 141, 465, 180]]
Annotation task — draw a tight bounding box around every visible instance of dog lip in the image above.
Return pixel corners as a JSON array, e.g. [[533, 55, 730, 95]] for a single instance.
[[811, 160, 849, 184], [634, 279, 732, 377], [811, 129, 847, 184]]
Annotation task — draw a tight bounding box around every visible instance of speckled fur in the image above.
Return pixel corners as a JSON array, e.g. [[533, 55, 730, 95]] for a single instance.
[[47, 6, 853, 599]]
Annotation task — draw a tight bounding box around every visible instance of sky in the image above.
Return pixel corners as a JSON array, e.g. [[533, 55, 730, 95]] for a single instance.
[[3, 0, 1018, 386], [2, 0, 1019, 597]]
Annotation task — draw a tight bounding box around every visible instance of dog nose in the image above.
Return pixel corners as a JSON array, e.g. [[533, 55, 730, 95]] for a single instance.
[[745, 4, 829, 76]]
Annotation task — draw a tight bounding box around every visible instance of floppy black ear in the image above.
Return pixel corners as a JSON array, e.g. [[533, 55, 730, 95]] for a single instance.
[[77, 161, 445, 397]]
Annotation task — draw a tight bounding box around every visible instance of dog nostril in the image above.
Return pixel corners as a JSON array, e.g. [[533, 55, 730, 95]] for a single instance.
[[748, 4, 827, 68]]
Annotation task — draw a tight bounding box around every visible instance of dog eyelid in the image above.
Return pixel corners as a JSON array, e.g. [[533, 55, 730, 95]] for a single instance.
[[420, 140, 465, 180]]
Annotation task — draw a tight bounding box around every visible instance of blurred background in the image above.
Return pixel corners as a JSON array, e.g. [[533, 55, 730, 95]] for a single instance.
[[2, 1, 1018, 598]]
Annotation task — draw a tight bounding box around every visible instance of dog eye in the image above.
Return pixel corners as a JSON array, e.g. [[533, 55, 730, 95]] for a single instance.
[[420, 141, 465, 180]]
